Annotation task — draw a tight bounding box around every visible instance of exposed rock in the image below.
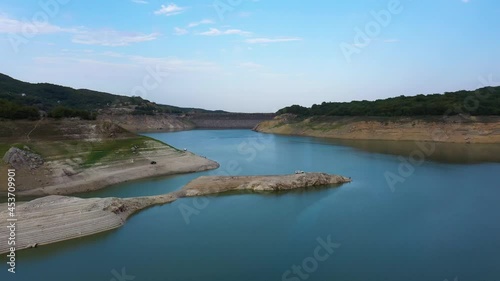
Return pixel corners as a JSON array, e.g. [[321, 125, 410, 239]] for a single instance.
[[0, 172, 350, 254], [3, 147, 44, 170], [178, 172, 352, 197], [62, 168, 77, 177]]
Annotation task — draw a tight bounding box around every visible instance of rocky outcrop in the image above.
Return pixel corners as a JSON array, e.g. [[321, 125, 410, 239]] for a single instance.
[[177, 173, 352, 197], [0, 172, 350, 254], [3, 147, 44, 170]]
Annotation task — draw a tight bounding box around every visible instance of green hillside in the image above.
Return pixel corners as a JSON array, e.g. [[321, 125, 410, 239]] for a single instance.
[[278, 86, 500, 117], [0, 73, 225, 120]]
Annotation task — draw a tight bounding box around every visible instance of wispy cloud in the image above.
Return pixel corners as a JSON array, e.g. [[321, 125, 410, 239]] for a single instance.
[[245, 37, 302, 44], [0, 14, 73, 34], [72, 29, 160, 46], [199, 28, 251, 36], [131, 0, 148, 4], [173, 27, 188, 35], [0, 14, 159, 46], [154, 3, 187, 16], [35, 51, 221, 74], [187, 19, 214, 28]]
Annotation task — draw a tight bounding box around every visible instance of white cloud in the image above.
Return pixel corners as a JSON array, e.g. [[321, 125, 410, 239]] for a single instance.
[[34, 52, 220, 74], [154, 3, 187, 16], [0, 14, 159, 47], [72, 29, 160, 46], [187, 19, 214, 28], [131, 0, 148, 4], [173, 27, 188, 35], [199, 28, 251, 36], [245, 37, 302, 44], [0, 14, 73, 34]]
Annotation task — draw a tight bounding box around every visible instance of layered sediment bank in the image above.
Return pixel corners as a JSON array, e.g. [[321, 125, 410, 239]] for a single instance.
[[254, 115, 500, 143], [0, 119, 219, 196], [0, 173, 351, 254]]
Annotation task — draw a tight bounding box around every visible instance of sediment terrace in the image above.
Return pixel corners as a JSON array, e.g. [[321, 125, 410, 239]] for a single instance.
[[0, 119, 219, 195], [254, 115, 500, 143], [0, 173, 351, 254]]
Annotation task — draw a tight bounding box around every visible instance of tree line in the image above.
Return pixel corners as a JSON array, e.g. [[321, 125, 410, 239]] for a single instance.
[[0, 73, 223, 120], [278, 87, 500, 116], [0, 99, 40, 120]]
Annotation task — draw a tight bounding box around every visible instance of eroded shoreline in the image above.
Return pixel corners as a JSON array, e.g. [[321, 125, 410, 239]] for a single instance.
[[254, 115, 500, 144], [0, 173, 351, 254]]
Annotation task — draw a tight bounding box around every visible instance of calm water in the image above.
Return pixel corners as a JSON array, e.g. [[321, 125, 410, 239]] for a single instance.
[[3, 130, 500, 281]]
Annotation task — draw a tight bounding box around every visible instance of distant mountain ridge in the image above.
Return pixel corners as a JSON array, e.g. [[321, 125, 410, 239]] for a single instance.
[[0, 73, 225, 120]]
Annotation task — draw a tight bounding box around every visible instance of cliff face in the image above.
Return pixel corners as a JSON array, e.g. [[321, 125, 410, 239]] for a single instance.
[[254, 114, 500, 143], [98, 114, 195, 132]]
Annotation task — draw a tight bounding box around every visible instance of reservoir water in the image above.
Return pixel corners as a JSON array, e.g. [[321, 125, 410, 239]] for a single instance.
[[3, 130, 500, 281]]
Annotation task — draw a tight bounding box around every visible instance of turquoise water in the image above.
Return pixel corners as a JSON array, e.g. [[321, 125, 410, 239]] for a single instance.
[[3, 130, 500, 281]]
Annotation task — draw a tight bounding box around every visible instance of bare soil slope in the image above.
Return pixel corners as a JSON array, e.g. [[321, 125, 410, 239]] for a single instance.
[[254, 115, 500, 143]]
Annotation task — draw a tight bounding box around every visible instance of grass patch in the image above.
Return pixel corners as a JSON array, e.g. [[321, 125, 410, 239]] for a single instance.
[[81, 137, 149, 167], [140, 135, 181, 151], [0, 143, 15, 157]]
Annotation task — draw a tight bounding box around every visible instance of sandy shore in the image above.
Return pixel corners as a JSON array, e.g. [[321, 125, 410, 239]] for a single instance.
[[0, 173, 350, 254]]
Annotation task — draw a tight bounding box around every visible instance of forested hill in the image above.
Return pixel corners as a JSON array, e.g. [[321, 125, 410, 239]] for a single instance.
[[0, 73, 225, 120], [278, 86, 500, 117]]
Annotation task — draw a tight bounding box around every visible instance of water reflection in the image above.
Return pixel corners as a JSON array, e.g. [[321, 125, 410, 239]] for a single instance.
[[317, 138, 500, 164]]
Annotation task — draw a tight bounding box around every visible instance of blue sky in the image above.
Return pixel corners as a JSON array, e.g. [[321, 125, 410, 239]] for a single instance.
[[0, 0, 499, 112]]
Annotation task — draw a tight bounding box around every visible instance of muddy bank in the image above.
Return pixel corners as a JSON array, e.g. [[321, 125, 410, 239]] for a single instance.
[[0, 173, 350, 254], [254, 115, 500, 143]]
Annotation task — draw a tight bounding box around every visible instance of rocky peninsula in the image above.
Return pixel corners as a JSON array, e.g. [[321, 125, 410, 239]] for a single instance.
[[0, 173, 351, 254]]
